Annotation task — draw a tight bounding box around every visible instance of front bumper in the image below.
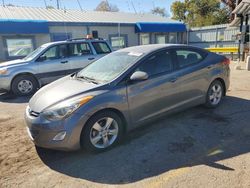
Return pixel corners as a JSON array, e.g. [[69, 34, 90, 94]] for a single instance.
[[24, 106, 86, 151]]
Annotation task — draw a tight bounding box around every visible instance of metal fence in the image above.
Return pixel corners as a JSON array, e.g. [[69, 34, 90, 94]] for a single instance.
[[188, 24, 239, 49]]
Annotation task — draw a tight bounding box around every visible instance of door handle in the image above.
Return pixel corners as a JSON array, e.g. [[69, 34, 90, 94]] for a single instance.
[[61, 60, 68, 64], [88, 57, 95, 61], [170, 77, 178, 83]]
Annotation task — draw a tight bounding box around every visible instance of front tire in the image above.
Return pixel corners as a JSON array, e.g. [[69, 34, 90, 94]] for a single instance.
[[205, 80, 224, 108], [11, 75, 38, 96], [81, 111, 124, 152]]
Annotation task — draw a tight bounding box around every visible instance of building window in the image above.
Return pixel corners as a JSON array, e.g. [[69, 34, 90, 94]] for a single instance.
[[177, 33, 183, 44], [6, 38, 34, 58], [109, 35, 127, 50], [169, 33, 177, 44], [156, 35, 167, 44], [140, 33, 150, 45]]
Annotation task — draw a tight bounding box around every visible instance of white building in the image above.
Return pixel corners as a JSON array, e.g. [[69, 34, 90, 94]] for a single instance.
[[0, 6, 186, 61]]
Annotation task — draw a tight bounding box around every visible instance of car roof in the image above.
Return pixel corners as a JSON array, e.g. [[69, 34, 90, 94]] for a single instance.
[[41, 39, 107, 47], [118, 44, 208, 54], [118, 44, 189, 54]]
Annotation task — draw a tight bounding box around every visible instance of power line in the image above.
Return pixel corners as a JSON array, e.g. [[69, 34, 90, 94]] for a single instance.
[[76, 0, 82, 11], [126, 1, 131, 12], [130, 0, 137, 14]]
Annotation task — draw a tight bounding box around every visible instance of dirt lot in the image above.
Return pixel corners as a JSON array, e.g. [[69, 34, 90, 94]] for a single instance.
[[1, 63, 250, 188]]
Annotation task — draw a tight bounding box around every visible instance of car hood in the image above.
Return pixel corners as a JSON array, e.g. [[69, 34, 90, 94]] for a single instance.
[[0, 59, 29, 69], [29, 75, 106, 113]]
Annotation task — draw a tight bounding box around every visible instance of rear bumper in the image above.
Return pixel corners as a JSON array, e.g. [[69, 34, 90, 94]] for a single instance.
[[225, 67, 230, 93]]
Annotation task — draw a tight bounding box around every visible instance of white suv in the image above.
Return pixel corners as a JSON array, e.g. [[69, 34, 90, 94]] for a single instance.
[[0, 38, 112, 96]]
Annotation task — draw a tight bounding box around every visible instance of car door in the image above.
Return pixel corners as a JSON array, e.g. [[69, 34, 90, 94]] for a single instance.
[[163, 48, 209, 109], [127, 49, 177, 124], [66, 42, 96, 75], [37, 44, 69, 85]]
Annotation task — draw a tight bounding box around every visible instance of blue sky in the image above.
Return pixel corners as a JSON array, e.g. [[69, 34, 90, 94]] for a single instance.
[[2, 0, 180, 15]]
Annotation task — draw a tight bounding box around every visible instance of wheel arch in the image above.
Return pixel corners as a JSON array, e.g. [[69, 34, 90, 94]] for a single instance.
[[84, 107, 128, 133], [11, 72, 41, 88]]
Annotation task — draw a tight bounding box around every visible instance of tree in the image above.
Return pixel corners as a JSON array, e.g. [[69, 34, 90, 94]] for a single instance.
[[95, 1, 119, 12], [171, 1, 187, 21], [171, 0, 230, 27], [221, 0, 242, 21], [151, 7, 168, 17]]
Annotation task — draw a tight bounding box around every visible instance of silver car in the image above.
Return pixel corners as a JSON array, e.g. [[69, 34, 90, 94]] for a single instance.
[[0, 38, 112, 96], [25, 44, 230, 152]]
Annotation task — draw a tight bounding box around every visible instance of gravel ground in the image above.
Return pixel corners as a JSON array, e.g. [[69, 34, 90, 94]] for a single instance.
[[0, 63, 250, 188]]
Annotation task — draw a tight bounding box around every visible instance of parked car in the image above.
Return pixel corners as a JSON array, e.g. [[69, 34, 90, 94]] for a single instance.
[[0, 38, 112, 96], [25, 44, 230, 152]]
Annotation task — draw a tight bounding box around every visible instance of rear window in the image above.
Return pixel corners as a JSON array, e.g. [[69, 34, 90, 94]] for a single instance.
[[92, 42, 111, 54], [176, 49, 207, 68]]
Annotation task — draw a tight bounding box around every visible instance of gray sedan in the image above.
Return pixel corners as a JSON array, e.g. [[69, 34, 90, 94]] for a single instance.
[[25, 44, 230, 152]]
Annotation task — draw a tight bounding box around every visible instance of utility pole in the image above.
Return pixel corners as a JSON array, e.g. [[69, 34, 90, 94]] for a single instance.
[[2, 0, 5, 6], [56, 0, 60, 9]]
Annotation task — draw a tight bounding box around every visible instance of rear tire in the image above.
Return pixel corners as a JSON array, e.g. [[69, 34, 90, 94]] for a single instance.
[[205, 80, 224, 108], [81, 111, 124, 152], [11, 75, 38, 96]]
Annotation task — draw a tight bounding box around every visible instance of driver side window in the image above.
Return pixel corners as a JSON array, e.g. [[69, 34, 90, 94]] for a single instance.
[[38, 44, 68, 61], [42, 46, 58, 60]]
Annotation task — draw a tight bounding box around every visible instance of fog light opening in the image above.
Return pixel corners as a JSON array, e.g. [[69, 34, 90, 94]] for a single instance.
[[53, 131, 66, 141]]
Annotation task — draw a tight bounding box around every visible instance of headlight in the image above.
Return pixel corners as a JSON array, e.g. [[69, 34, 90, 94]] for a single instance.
[[41, 96, 94, 121], [0, 68, 8, 75]]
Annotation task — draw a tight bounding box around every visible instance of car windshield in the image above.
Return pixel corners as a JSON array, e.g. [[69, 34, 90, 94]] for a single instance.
[[23, 46, 46, 61], [77, 51, 143, 83]]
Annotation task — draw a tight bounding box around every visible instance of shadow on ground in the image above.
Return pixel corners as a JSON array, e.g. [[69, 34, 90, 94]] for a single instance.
[[37, 96, 250, 184], [0, 92, 30, 103]]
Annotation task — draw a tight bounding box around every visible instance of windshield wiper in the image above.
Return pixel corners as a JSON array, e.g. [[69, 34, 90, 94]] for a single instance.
[[76, 76, 99, 84]]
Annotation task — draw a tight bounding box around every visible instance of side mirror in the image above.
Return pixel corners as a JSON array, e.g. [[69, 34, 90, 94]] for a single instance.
[[37, 56, 47, 62], [130, 71, 148, 82]]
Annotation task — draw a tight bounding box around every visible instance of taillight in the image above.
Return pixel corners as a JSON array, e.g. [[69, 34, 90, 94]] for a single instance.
[[222, 58, 230, 65]]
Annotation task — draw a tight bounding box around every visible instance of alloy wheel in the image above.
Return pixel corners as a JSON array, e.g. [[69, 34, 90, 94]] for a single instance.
[[90, 117, 119, 149], [209, 84, 222, 105]]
